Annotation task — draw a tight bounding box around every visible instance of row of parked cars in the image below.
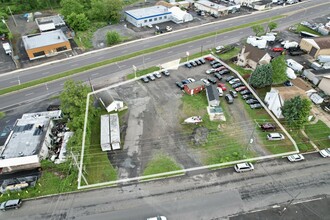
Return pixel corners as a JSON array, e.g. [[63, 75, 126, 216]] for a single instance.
[[185, 58, 206, 68], [141, 70, 170, 83]]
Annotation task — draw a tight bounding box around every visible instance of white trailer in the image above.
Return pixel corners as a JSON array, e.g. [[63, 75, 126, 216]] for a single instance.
[[286, 59, 303, 72], [318, 55, 330, 63], [310, 93, 324, 105], [109, 113, 121, 150], [2, 42, 12, 55]]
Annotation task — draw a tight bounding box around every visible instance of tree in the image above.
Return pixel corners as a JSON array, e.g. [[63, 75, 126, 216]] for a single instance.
[[249, 64, 273, 88], [60, 0, 84, 17], [66, 13, 90, 31], [271, 55, 287, 84], [106, 31, 121, 46], [267, 21, 278, 32], [89, 0, 123, 23], [251, 24, 264, 36], [282, 96, 312, 129]]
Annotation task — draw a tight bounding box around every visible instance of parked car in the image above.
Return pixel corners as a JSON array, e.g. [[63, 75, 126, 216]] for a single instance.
[[319, 148, 330, 157], [214, 73, 222, 80], [181, 79, 190, 85], [206, 69, 216, 74], [234, 163, 254, 173], [147, 215, 167, 220], [210, 60, 220, 65], [153, 71, 162, 78], [217, 87, 224, 96], [287, 154, 305, 162], [218, 69, 230, 75], [215, 45, 225, 51], [212, 63, 222, 68], [148, 74, 156, 81], [225, 94, 234, 104], [250, 103, 263, 109], [226, 76, 235, 82], [205, 56, 215, 61], [228, 78, 240, 85], [284, 80, 293, 86], [229, 90, 238, 98], [246, 99, 259, 104], [0, 199, 22, 211], [215, 66, 226, 72], [190, 61, 197, 67], [187, 78, 195, 83], [242, 94, 253, 100], [199, 58, 206, 64], [195, 60, 202, 65], [161, 70, 170, 76], [232, 82, 243, 89], [141, 76, 149, 83], [211, 13, 219, 19], [260, 123, 276, 131], [176, 81, 184, 89], [267, 132, 285, 140], [217, 83, 227, 91], [201, 78, 210, 86], [272, 47, 284, 52], [240, 89, 251, 95], [235, 86, 247, 92], [185, 63, 192, 68], [207, 77, 217, 84]]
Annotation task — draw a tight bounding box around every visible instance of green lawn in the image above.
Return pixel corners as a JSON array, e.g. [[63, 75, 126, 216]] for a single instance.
[[229, 63, 253, 77], [305, 120, 330, 150], [218, 47, 240, 61], [143, 154, 182, 176], [294, 24, 321, 36], [288, 130, 314, 152]]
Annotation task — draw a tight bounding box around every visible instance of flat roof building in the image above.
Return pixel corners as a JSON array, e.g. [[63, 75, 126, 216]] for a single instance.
[[35, 14, 66, 32], [22, 29, 72, 60]]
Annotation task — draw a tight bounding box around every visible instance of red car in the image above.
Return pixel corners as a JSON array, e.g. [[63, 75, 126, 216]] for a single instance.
[[217, 83, 227, 91], [272, 47, 284, 52], [215, 66, 226, 72], [205, 56, 215, 61], [235, 86, 247, 92]]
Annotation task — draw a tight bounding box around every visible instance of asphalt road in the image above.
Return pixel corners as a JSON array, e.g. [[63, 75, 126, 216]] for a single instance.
[[0, 0, 330, 110], [1, 153, 329, 220]]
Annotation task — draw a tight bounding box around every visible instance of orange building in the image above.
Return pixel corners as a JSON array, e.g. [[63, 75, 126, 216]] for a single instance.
[[22, 29, 71, 60]]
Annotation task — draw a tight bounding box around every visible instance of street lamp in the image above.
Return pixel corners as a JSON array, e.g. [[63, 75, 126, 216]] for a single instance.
[[186, 51, 189, 62]]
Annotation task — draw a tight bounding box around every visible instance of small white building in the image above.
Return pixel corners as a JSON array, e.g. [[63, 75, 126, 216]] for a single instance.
[[264, 88, 284, 119], [97, 89, 124, 112], [194, 0, 240, 16], [125, 6, 172, 27], [169, 6, 193, 23]]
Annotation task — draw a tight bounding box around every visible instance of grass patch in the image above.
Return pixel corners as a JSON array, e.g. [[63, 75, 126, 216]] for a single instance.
[[305, 120, 330, 150], [127, 66, 160, 79], [229, 63, 253, 76], [218, 47, 240, 61], [0, 160, 77, 203], [84, 109, 117, 184], [0, 111, 5, 119], [0, 15, 285, 96], [143, 154, 182, 176], [293, 24, 321, 36], [75, 22, 108, 49], [289, 130, 314, 152]]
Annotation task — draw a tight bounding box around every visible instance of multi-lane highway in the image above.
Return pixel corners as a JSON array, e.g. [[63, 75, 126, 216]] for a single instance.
[[0, 0, 330, 110], [1, 153, 329, 220]]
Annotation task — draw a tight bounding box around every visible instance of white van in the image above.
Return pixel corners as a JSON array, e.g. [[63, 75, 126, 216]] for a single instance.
[[234, 163, 254, 173], [267, 133, 285, 140]]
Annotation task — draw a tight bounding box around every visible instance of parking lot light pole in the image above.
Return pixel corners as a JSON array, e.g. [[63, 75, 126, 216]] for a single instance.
[[186, 51, 189, 62], [17, 76, 21, 85]]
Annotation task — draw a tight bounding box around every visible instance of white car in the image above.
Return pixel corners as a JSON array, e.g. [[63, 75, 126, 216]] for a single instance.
[[147, 216, 167, 220], [201, 78, 210, 86], [228, 78, 240, 85], [206, 69, 216, 74], [187, 78, 195, 83], [216, 87, 223, 96], [234, 162, 254, 173], [215, 45, 224, 51], [287, 154, 305, 162], [153, 71, 162, 78], [319, 148, 330, 158]]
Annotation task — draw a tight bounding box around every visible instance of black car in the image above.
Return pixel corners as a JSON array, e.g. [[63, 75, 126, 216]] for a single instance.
[[199, 58, 206, 64], [242, 95, 253, 100], [207, 77, 217, 84], [226, 76, 235, 82], [246, 99, 259, 104], [218, 69, 230, 75], [210, 60, 219, 65], [240, 89, 251, 95], [232, 82, 243, 89], [284, 80, 293, 86], [176, 81, 184, 89], [195, 60, 202, 65], [47, 105, 60, 111], [250, 103, 263, 109], [141, 77, 149, 83], [182, 79, 190, 85], [214, 73, 222, 80], [212, 63, 222, 68], [229, 90, 238, 98], [190, 61, 198, 67], [185, 63, 192, 68]]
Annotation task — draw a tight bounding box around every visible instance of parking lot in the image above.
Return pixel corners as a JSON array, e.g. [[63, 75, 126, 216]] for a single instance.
[[0, 43, 16, 74], [104, 56, 295, 179]]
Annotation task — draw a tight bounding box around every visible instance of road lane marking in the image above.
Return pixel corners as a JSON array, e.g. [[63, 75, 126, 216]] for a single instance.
[[97, 56, 104, 60], [71, 64, 78, 67], [145, 57, 151, 61], [189, 45, 194, 48], [10, 80, 17, 83], [121, 50, 128, 54], [164, 39, 169, 42], [60, 83, 64, 86], [91, 72, 99, 76], [167, 51, 173, 54], [25, 92, 34, 96], [41, 71, 50, 75]]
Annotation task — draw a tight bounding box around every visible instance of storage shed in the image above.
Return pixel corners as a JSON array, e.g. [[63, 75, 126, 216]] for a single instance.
[[169, 6, 193, 23], [184, 81, 205, 95], [300, 36, 330, 58]]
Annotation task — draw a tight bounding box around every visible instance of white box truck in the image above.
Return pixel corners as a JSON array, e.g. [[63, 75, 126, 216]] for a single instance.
[[286, 59, 303, 72], [2, 42, 12, 55]]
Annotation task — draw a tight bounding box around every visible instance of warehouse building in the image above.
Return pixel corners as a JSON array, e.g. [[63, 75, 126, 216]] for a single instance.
[[22, 29, 72, 60]]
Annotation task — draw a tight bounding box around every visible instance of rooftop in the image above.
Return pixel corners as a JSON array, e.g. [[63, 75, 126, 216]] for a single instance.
[[97, 89, 123, 107], [185, 81, 205, 90], [125, 5, 171, 20], [243, 44, 269, 63], [35, 15, 66, 27], [22, 29, 69, 50], [196, 0, 226, 9], [313, 36, 330, 49]]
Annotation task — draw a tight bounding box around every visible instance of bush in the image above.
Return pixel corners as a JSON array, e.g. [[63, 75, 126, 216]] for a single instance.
[[106, 31, 121, 46]]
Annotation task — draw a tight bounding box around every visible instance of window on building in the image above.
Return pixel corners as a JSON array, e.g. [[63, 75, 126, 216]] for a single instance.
[[144, 20, 147, 23], [164, 16, 167, 19], [33, 51, 45, 57], [159, 17, 162, 20], [56, 46, 67, 52], [149, 19, 152, 22], [154, 18, 157, 21]]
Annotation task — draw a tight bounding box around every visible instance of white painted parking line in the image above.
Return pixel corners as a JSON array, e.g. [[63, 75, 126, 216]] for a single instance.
[[25, 92, 34, 96]]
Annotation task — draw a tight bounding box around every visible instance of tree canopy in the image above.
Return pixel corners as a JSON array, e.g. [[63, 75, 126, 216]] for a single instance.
[[251, 24, 264, 36], [282, 96, 312, 129], [271, 55, 287, 84], [60, 0, 85, 17], [249, 64, 273, 88], [66, 13, 90, 31], [89, 0, 123, 23], [268, 21, 278, 32], [106, 31, 121, 46]]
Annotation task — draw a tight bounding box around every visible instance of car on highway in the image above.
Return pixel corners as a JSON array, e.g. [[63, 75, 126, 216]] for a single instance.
[[240, 89, 252, 95], [319, 148, 330, 157], [214, 73, 222, 80], [226, 76, 235, 82], [217, 83, 227, 91], [201, 78, 210, 86], [260, 123, 276, 131], [217, 87, 224, 96], [228, 78, 240, 85], [246, 99, 259, 104], [141, 76, 149, 83], [234, 163, 254, 173], [206, 69, 216, 74], [205, 56, 215, 61], [187, 78, 195, 83], [207, 77, 217, 84], [267, 132, 285, 141], [287, 154, 305, 162], [232, 82, 243, 89], [229, 90, 238, 98], [0, 199, 22, 211], [153, 71, 162, 78], [47, 105, 60, 111], [148, 74, 156, 81], [147, 215, 167, 220], [185, 63, 192, 68], [272, 47, 284, 52], [235, 86, 247, 92], [176, 81, 184, 89], [250, 103, 263, 109], [161, 70, 170, 76]]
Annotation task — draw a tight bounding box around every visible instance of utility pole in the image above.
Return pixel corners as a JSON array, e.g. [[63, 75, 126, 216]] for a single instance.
[[7, 7, 17, 26]]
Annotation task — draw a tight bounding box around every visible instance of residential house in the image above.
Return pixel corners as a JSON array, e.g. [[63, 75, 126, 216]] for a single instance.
[[302, 69, 330, 85], [237, 44, 271, 70], [318, 75, 330, 95], [300, 36, 330, 58], [97, 89, 125, 112], [206, 85, 219, 107], [184, 81, 205, 95]]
